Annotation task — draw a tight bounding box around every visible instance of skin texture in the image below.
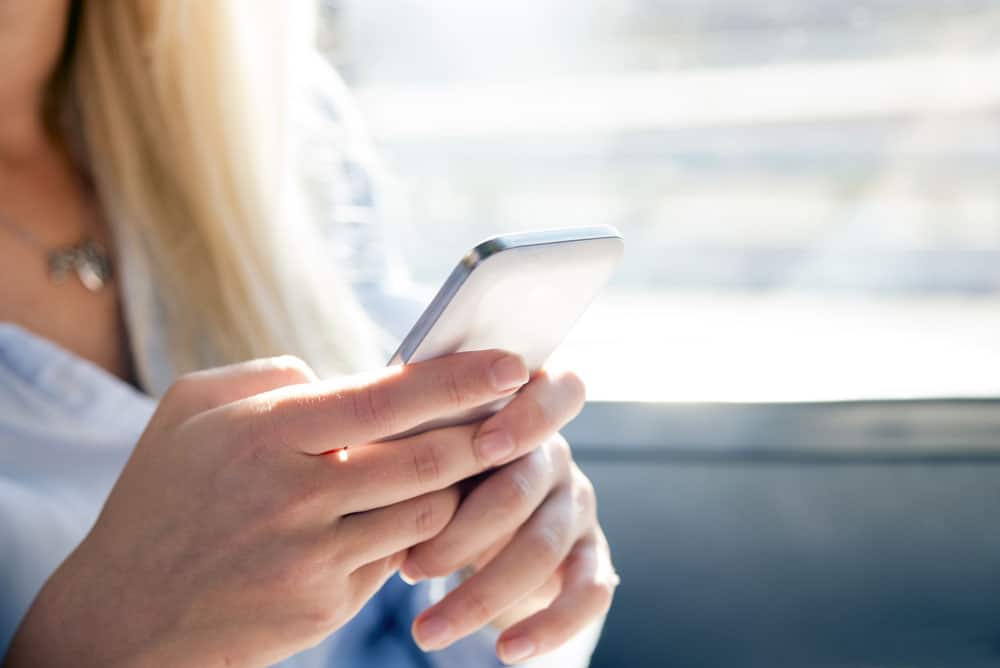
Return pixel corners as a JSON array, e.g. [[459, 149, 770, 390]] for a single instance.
[[0, 0, 132, 380], [0, 1, 618, 665], [6, 353, 617, 666]]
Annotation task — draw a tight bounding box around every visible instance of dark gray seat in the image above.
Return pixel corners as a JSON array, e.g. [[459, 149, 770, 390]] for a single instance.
[[566, 401, 1000, 668]]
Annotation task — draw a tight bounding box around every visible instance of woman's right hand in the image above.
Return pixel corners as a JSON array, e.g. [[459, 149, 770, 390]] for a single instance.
[[5, 350, 532, 668]]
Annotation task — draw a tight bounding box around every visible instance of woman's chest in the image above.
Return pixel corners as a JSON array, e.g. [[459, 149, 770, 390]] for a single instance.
[[0, 234, 132, 382]]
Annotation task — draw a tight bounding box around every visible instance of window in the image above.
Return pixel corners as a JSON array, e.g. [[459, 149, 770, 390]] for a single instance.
[[320, 0, 1000, 402]]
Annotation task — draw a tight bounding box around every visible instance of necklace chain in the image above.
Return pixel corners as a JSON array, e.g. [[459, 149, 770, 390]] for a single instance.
[[0, 210, 114, 292], [0, 211, 48, 251]]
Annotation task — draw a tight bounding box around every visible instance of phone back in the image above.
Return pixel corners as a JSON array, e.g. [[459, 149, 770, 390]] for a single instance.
[[388, 227, 624, 434]]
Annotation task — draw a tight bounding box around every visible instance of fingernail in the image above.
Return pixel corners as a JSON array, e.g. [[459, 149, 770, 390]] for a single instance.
[[500, 637, 536, 664], [400, 559, 425, 585], [415, 615, 452, 650], [476, 430, 515, 465], [490, 354, 529, 392]]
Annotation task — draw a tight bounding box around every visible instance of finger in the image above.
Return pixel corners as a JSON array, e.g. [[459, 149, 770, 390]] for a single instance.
[[491, 568, 565, 632], [162, 356, 319, 422], [496, 531, 619, 664], [321, 424, 559, 516], [337, 372, 580, 513], [411, 483, 583, 652], [402, 436, 569, 582], [345, 548, 409, 617], [335, 486, 461, 571], [471, 370, 585, 469], [266, 374, 576, 517], [314, 412, 515, 515], [317, 422, 478, 514], [222, 349, 529, 455]]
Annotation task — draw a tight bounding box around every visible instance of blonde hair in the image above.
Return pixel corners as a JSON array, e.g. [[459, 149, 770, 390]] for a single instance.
[[60, 0, 382, 383]]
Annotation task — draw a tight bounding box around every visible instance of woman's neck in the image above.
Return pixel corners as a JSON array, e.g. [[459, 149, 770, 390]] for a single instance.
[[0, 110, 49, 170], [0, 0, 68, 165]]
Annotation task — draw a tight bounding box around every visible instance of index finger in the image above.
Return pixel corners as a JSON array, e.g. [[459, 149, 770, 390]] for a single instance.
[[223, 349, 529, 454]]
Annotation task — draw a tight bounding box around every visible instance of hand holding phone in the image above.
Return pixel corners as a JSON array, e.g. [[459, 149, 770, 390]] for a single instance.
[[390, 228, 624, 659]]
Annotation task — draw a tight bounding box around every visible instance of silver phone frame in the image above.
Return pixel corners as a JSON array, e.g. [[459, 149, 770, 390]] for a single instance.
[[388, 225, 623, 365]]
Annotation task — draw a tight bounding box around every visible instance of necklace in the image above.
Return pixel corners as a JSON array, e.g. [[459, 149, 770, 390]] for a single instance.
[[0, 211, 113, 292]]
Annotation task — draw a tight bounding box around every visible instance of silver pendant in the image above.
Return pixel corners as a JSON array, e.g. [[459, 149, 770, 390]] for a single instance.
[[48, 238, 113, 292]]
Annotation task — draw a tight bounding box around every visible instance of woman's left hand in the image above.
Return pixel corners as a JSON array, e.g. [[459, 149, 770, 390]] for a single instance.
[[399, 369, 620, 664]]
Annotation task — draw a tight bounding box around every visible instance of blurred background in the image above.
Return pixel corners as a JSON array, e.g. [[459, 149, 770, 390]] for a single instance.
[[317, 2, 1000, 666], [320, 0, 1000, 403]]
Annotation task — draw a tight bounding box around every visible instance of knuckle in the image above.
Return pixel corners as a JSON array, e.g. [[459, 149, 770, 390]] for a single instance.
[[412, 550, 448, 580], [241, 399, 287, 452], [387, 549, 408, 573], [575, 469, 596, 505], [526, 523, 567, 563], [457, 589, 495, 627], [559, 370, 587, 407], [571, 473, 598, 523], [350, 384, 396, 435], [412, 496, 438, 534], [293, 565, 349, 637], [441, 368, 467, 410], [350, 384, 378, 424], [408, 439, 445, 486], [500, 469, 535, 511], [405, 546, 438, 579], [550, 434, 572, 463], [526, 391, 553, 431], [267, 355, 316, 385], [529, 440, 557, 479], [544, 436, 573, 476], [584, 579, 616, 612], [222, 404, 289, 472], [301, 599, 346, 638], [163, 373, 216, 416], [409, 492, 453, 537], [165, 373, 200, 402]]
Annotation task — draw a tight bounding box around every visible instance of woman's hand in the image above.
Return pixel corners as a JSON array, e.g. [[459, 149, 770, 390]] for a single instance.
[[400, 370, 620, 665], [5, 350, 543, 668]]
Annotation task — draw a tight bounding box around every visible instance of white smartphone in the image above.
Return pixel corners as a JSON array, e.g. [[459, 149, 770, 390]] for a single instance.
[[388, 225, 624, 434]]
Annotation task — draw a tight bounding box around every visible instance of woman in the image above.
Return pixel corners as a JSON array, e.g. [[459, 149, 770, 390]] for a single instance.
[[0, 1, 618, 667]]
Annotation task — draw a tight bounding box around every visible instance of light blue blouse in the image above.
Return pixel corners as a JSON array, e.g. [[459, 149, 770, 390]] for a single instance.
[[0, 57, 600, 667]]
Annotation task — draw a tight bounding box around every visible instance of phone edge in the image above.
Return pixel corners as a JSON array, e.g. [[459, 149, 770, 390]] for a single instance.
[[467, 225, 623, 266], [387, 225, 624, 366]]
